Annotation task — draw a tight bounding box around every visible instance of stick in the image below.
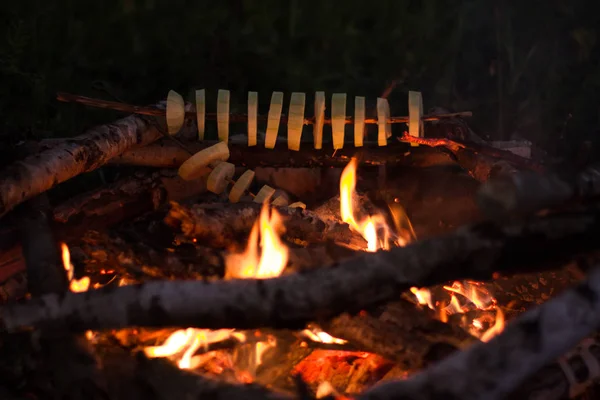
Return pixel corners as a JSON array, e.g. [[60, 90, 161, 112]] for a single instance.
[[357, 267, 600, 400], [478, 164, 600, 219], [0, 114, 162, 218], [57, 92, 472, 125], [4, 203, 600, 333], [398, 132, 544, 179]]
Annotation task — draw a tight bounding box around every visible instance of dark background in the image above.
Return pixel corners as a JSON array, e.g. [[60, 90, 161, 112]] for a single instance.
[[1, 0, 599, 160]]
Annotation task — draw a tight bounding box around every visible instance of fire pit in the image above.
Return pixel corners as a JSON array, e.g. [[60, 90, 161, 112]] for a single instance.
[[0, 89, 599, 400]]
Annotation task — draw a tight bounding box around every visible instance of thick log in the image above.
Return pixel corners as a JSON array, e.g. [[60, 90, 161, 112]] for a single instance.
[[112, 137, 540, 184], [478, 164, 600, 219], [102, 353, 291, 400], [10, 190, 108, 399], [165, 202, 368, 250], [111, 139, 457, 169], [322, 300, 477, 371], [4, 203, 600, 333], [0, 114, 163, 218], [15, 195, 68, 295], [357, 266, 600, 400], [510, 336, 600, 400], [0, 169, 208, 284]]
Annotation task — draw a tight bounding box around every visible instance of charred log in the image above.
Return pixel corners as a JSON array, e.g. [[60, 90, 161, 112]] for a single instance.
[[5, 203, 600, 333], [15, 194, 68, 296], [510, 336, 600, 400], [113, 138, 539, 184], [0, 169, 209, 284], [104, 355, 291, 400], [6, 192, 108, 399], [0, 114, 163, 218], [358, 266, 600, 400], [111, 139, 457, 169], [478, 164, 600, 219], [322, 300, 477, 371], [165, 202, 368, 250]]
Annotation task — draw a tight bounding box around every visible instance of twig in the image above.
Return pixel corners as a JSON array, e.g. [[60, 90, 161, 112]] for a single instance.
[[3, 203, 600, 333], [397, 131, 466, 152], [57, 92, 472, 125], [358, 266, 600, 400]]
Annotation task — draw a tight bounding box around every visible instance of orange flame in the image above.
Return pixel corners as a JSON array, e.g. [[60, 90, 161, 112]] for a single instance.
[[441, 281, 505, 340], [144, 328, 239, 370], [148, 201, 290, 372], [225, 201, 289, 279], [480, 308, 505, 342], [410, 287, 434, 310], [61, 243, 90, 293], [339, 158, 396, 251]]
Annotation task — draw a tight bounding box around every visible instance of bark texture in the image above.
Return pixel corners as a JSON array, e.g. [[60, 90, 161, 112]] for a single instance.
[[111, 139, 457, 169], [165, 202, 367, 250], [3, 203, 600, 333], [0, 169, 208, 285], [0, 114, 162, 218], [323, 300, 477, 371], [478, 164, 600, 218]]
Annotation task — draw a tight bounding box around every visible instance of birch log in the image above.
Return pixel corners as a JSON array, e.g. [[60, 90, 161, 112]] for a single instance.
[[358, 267, 600, 400], [3, 203, 600, 333], [0, 114, 162, 218], [478, 164, 600, 219]]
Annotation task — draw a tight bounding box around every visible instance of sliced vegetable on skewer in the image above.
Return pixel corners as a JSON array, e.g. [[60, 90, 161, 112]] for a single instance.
[[195, 89, 205, 140], [253, 185, 276, 203], [166, 90, 185, 135], [287, 92, 306, 151], [248, 91, 258, 146], [377, 97, 391, 146], [331, 93, 347, 149], [354, 96, 365, 147], [229, 169, 255, 203], [217, 89, 230, 143], [207, 162, 235, 194], [178, 141, 230, 181], [313, 91, 326, 149], [265, 92, 284, 149]]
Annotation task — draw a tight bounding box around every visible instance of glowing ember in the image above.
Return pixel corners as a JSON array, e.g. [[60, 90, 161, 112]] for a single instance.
[[225, 201, 289, 279], [339, 158, 396, 251]]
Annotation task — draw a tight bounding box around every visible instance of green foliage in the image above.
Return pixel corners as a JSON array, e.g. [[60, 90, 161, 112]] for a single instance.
[[1, 0, 600, 151]]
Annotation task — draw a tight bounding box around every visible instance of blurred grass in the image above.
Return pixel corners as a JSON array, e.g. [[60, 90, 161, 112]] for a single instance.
[[1, 0, 599, 157]]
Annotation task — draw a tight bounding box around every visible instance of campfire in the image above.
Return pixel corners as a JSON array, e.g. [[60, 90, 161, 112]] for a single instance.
[[0, 89, 599, 400]]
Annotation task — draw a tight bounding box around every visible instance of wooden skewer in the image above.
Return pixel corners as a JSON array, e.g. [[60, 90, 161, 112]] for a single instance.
[[56, 92, 472, 125]]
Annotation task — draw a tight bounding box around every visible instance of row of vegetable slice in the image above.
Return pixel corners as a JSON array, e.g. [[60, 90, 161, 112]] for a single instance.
[[166, 90, 424, 149], [178, 141, 304, 208]]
